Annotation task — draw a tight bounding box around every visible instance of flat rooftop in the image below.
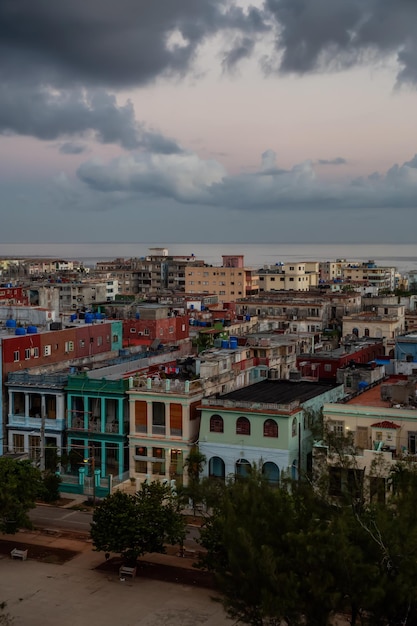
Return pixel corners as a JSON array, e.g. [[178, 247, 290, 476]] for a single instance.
[[218, 379, 340, 405]]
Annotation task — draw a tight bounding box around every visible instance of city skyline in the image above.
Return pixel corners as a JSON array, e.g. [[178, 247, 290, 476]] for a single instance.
[[1, 0, 417, 243]]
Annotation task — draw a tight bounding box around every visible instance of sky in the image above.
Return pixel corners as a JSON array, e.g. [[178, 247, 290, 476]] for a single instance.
[[1, 0, 417, 244]]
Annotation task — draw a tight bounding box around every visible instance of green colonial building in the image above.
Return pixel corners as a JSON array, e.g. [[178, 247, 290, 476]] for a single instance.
[[199, 378, 345, 483], [65, 373, 129, 483]]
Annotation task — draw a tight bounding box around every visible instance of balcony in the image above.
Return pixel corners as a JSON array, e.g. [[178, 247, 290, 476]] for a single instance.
[[8, 414, 65, 432]]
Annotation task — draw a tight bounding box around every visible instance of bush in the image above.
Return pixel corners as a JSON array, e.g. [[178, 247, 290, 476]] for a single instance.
[[42, 472, 62, 503]]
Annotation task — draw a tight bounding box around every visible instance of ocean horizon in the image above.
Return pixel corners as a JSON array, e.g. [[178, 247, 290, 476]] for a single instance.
[[1, 242, 417, 273]]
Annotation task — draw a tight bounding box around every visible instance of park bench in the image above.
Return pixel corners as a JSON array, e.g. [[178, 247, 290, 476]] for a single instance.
[[10, 548, 28, 561], [119, 565, 136, 580]]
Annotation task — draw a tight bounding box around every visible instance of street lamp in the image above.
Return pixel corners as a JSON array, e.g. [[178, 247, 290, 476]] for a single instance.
[[83, 454, 96, 506]]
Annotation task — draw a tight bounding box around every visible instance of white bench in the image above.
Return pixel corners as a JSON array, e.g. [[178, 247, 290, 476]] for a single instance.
[[119, 565, 136, 580], [11, 548, 28, 561]]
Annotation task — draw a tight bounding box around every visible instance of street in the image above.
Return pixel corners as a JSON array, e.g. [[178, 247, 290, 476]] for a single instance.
[[29, 505, 201, 548]]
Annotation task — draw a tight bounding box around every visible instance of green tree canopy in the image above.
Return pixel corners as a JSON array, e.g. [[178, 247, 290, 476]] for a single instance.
[[0, 457, 42, 533], [90, 481, 186, 565], [198, 465, 417, 625]]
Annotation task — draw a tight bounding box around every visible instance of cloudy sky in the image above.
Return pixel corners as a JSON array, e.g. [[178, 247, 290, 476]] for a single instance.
[[1, 0, 417, 244]]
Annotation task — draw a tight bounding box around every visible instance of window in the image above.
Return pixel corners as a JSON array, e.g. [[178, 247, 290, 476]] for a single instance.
[[130, 327, 136, 333], [263, 419, 278, 438], [13, 433, 24, 453], [236, 416, 251, 436], [144, 328, 150, 336], [210, 414, 224, 433], [209, 456, 225, 479], [25, 348, 30, 360], [112, 334, 118, 342], [65, 341, 74, 352], [97, 336, 102, 346], [324, 364, 332, 372], [13, 350, 20, 362], [80, 339, 85, 348], [33, 347, 39, 358], [44, 345, 51, 356], [169, 326, 174, 333]]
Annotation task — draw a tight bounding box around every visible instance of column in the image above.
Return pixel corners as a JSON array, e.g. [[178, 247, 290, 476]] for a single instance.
[[146, 401, 152, 435], [41, 393, 46, 419], [8, 390, 13, 416], [101, 397, 106, 433], [101, 441, 105, 477], [119, 441, 124, 477], [25, 393, 30, 417], [165, 401, 170, 438]]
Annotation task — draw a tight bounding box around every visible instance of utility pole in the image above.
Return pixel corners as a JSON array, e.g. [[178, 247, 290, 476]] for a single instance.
[[40, 405, 46, 473], [91, 450, 96, 507]]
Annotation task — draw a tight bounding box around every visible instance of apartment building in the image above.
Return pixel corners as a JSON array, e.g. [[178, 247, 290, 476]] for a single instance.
[[320, 375, 417, 501], [185, 255, 258, 303], [258, 262, 319, 292]]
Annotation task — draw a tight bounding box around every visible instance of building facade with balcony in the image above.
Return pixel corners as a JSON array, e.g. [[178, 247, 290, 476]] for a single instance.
[[66, 374, 130, 480], [6, 372, 68, 463], [321, 375, 417, 501], [128, 377, 204, 487]]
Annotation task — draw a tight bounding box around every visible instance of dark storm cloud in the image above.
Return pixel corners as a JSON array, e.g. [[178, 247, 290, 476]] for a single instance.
[[0, 1, 266, 148], [263, 0, 417, 84], [0, 0, 267, 88], [318, 157, 347, 165], [59, 142, 87, 155], [0, 85, 182, 153]]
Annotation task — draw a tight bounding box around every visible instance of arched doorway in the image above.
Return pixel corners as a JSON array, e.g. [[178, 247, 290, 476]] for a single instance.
[[262, 461, 280, 486], [209, 456, 225, 480]]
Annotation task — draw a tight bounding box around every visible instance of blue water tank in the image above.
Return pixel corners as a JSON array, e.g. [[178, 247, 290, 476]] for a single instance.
[[245, 315, 251, 321], [135, 312, 140, 320], [85, 313, 94, 324], [15, 327, 26, 335], [5, 319, 16, 329], [70, 314, 77, 322], [229, 337, 238, 349], [221, 339, 229, 349], [27, 326, 38, 334]]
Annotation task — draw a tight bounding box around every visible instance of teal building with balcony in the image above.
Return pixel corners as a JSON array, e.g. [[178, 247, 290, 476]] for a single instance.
[[66, 374, 129, 482]]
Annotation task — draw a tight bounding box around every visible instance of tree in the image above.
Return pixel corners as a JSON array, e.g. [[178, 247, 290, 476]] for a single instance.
[[182, 447, 206, 515], [199, 468, 341, 625], [0, 458, 42, 533], [90, 481, 186, 565]]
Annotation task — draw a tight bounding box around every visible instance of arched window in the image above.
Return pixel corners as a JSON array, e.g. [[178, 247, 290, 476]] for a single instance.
[[292, 417, 297, 437], [364, 327, 370, 337], [210, 414, 224, 433], [236, 416, 251, 436], [235, 458, 250, 478], [263, 419, 278, 438], [352, 327, 359, 337], [262, 462, 280, 485], [209, 456, 225, 480]]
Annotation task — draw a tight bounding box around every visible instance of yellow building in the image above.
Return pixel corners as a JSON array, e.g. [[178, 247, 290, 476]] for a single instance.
[[258, 262, 319, 292], [184, 255, 258, 303]]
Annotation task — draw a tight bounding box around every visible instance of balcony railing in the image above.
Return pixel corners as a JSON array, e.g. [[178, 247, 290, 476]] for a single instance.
[[8, 414, 65, 431]]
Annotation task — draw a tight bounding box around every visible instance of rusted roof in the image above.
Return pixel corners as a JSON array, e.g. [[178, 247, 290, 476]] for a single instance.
[[370, 421, 401, 429]]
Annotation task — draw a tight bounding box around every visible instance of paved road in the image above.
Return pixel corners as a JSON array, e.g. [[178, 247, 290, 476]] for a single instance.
[[29, 505, 92, 533], [29, 505, 201, 547]]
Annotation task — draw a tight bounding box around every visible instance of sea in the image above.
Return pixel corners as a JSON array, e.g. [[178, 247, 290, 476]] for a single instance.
[[0, 242, 417, 274]]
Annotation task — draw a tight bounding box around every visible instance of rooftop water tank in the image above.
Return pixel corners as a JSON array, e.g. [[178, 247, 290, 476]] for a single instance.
[[5, 319, 16, 329], [27, 326, 38, 334], [70, 314, 77, 322], [229, 337, 238, 349], [221, 339, 229, 349], [15, 327, 26, 335], [85, 313, 94, 324]]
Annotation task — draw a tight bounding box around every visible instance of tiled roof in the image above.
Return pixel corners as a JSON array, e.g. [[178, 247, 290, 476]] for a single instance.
[[370, 421, 401, 429]]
